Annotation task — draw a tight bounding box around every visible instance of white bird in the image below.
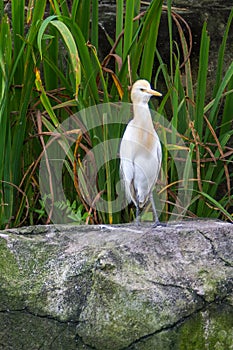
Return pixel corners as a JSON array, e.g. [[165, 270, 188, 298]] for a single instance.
[[120, 79, 163, 226]]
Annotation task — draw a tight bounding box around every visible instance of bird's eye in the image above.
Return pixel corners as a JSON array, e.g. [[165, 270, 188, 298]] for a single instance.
[[140, 88, 145, 92]]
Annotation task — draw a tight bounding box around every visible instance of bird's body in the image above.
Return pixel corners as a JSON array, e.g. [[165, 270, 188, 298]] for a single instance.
[[120, 79, 162, 225]]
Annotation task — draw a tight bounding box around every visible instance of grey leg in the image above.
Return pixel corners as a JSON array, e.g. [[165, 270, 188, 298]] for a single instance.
[[150, 193, 158, 223], [136, 203, 140, 225], [135, 193, 141, 225], [150, 193, 166, 227]]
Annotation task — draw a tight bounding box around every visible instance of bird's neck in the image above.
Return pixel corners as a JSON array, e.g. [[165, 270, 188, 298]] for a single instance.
[[133, 102, 154, 127]]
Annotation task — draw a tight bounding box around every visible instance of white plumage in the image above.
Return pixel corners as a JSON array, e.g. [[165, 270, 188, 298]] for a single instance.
[[120, 79, 163, 226]]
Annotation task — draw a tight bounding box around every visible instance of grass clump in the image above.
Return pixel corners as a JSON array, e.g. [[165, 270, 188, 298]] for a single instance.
[[0, 0, 232, 227]]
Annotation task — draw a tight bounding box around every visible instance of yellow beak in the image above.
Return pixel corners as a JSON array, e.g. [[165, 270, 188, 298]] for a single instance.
[[146, 89, 162, 97]]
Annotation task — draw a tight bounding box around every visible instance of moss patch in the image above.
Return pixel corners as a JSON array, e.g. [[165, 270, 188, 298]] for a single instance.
[[128, 303, 233, 350]]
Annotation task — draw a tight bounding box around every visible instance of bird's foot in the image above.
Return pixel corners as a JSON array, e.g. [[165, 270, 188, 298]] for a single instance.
[[152, 220, 167, 228]]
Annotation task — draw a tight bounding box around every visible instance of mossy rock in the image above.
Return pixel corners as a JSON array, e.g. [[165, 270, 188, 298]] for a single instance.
[[0, 220, 233, 349]]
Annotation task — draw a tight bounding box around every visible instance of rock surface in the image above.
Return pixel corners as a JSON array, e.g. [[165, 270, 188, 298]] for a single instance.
[[171, 0, 232, 7], [0, 220, 233, 349]]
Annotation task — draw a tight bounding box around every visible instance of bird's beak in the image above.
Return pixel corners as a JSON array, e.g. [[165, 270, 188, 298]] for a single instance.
[[146, 89, 162, 97]]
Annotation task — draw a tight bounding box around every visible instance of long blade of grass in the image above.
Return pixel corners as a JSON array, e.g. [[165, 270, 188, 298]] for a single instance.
[[0, 15, 13, 222], [37, 15, 58, 59], [116, 0, 124, 57], [139, 0, 163, 80], [12, 0, 25, 81], [103, 113, 112, 224], [0, 0, 3, 19], [213, 8, 233, 97], [50, 20, 81, 99], [38, 16, 81, 99], [166, 0, 173, 77], [172, 11, 195, 122], [76, 0, 91, 41], [91, 0, 99, 51], [221, 75, 233, 136], [71, 0, 81, 20], [195, 22, 210, 138], [125, 0, 163, 82], [199, 191, 233, 222], [62, 16, 99, 103], [205, 60, 233, 142], [123, 0, 135, 61]]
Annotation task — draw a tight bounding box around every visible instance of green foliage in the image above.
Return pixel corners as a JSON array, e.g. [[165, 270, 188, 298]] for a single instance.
[[0, 0, 232, 228], [34, 195, 89, 224]]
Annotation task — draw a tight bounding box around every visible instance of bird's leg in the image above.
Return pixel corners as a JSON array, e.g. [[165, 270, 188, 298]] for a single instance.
[[150, 193, 158, 223], [136, 204, 140, 226], [135, 193, 141, 226], [150, 193, 166, 227]]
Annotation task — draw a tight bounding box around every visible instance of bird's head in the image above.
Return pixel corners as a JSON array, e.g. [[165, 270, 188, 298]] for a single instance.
[[131, 79, 162, 104]]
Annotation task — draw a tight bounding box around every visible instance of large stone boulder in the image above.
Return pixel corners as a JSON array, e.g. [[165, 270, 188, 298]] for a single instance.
[[0, 220, 233, 349]]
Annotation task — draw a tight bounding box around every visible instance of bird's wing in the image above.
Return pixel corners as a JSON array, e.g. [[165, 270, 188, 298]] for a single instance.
[[119, 134, 135, 204], [132, 137, 161, 206], [120, 122, 162, 206]]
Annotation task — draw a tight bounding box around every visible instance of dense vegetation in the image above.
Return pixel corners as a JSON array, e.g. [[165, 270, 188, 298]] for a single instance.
[[0, 0, 232, 228]]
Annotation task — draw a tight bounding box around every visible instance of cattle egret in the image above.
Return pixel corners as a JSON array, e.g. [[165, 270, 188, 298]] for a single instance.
[[120, 79, 163, 226]]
